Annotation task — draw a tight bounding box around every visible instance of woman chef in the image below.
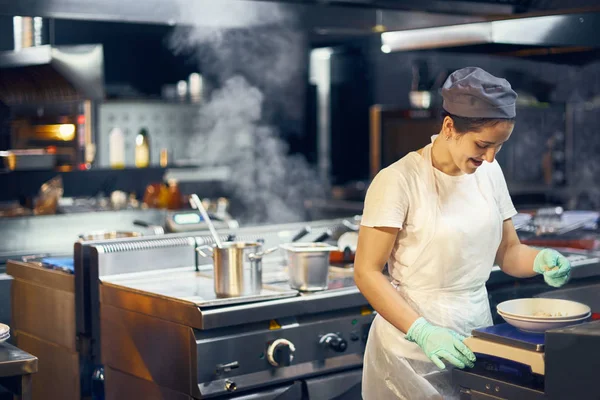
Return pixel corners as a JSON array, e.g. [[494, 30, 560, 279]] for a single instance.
[[354, 67, 571, 399]]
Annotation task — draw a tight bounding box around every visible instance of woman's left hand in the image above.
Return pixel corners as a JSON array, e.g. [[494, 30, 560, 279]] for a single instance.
[[533, 248, 571, 287]]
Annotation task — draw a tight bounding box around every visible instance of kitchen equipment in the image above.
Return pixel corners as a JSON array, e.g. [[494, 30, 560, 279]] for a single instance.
[[89, 220, 371, 399], [197, 241, 278, 297], [0, 44, 104, 168], [456, 319, 600, 399], [280, 242, 339, 291], [190, 194, 222, 248], [134, 211, 238, 234], [0, 149, 56, 171]]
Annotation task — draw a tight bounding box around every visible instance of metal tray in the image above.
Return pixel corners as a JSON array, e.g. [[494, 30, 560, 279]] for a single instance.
[[101, 267, 299, 308]]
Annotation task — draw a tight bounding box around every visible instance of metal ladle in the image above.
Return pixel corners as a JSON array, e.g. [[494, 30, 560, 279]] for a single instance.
[[190, 194, 223, 248]]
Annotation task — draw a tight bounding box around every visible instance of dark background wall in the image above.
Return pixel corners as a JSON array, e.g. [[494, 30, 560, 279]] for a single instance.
[[2, 15, 600, 207]]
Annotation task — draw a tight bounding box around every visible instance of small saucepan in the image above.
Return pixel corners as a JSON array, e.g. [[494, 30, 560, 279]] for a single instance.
[[197, 241, 278, 298]]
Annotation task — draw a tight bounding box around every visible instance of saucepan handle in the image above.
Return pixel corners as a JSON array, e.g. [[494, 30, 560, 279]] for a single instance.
[[196, 245, 214, 258], [247, 246, 278, 262]]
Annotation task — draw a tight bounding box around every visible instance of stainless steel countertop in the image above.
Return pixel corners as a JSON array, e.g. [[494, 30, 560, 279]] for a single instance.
[[0, 342, 37, 378]]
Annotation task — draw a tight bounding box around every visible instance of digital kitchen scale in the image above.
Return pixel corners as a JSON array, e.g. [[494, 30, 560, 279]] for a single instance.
[[464, 324, 546, 375]]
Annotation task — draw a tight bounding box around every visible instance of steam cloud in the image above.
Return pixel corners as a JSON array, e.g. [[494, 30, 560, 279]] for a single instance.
[[170, 0, 327, 224]]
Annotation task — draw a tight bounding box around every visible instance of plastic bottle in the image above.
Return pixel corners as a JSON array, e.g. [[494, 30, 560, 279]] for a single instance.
[[108, 127, 125, 169], [135, 128, 150, 168]]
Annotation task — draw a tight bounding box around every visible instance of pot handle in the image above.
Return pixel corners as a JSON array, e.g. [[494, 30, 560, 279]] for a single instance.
[[247, 246, 278, 261], [291, 226, 312, 242], [196, 245, 214, 258], [313, 230, 332, 243]]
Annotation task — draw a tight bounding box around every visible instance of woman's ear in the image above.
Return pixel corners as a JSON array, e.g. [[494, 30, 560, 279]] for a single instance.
[[442, 116, 455, 138]]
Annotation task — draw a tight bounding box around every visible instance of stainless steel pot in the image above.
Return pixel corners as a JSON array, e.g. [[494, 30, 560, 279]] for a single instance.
[[280, 242, 339, 291], [197, 241, 277, 298]]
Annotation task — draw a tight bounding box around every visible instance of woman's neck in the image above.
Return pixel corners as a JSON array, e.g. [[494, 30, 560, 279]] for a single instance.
[[431, 134, 463, 176]]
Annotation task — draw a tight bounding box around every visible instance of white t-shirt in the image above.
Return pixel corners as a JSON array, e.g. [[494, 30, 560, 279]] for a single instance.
[[361, 151, 517, 287]]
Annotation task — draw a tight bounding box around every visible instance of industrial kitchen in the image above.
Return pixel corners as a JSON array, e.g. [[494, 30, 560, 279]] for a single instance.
[[1, 1, 600, 399]]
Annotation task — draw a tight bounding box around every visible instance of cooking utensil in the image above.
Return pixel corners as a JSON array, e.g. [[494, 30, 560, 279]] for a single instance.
[[280, 242, 338, 291], [197, 241, 278, 297], [190, 194, 222, 248], [497, 298, 591, 320]]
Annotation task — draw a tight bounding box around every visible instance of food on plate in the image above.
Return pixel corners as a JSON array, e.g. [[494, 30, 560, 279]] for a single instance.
[[533, 311, 567, 317]]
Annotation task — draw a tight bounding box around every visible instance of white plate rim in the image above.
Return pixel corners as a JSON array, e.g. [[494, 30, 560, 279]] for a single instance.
[[498, 309, 591, 323]]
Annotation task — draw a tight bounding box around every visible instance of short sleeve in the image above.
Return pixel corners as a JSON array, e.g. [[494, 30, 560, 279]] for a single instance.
[[361, 167, 409, 229], [488, 160, 517, 221]]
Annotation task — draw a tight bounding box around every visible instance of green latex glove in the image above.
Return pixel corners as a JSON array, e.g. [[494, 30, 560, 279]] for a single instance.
[[405, 317, 476, 370], [533, 249, 571, 288]]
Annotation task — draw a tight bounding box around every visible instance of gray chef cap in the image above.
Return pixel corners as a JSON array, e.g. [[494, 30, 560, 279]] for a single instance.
[[441, 67, 517, 119]]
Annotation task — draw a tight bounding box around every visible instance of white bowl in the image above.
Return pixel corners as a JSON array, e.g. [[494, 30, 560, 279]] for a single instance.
[[498, 311, 591, 333], [497, 298, 591, 320], [0, 323, 9, 337], [0, 333, 9, 344], [498, 309, 591, 323]]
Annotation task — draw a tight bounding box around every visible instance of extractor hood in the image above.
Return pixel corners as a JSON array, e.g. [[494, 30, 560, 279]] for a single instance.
[[0, 45, 105, 106], [381, 12, 600, 64]]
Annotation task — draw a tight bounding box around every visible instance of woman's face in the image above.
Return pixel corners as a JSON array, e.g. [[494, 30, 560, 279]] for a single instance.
[[443, 117, 515, 174]]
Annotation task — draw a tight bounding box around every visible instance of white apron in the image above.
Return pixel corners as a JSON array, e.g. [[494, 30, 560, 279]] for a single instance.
[[362, 138, 503, 399]]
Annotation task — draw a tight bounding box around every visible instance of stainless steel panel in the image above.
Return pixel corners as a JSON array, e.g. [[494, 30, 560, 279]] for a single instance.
[[199, 288, 365, 330], [0, 342, 38, 377], [194, 311, 373, 397], [94, 236, 196, 277], [304, 368, 363, 400], [198, 355, 364, 398], [100, 269, 365, 330]]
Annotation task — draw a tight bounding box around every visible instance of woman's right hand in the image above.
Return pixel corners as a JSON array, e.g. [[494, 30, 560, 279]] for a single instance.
[[405, 317, 476, 369]]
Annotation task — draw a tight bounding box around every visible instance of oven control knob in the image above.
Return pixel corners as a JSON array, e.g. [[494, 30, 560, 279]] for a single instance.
[[224, 380, 237, 392], [267, 338, 296, 367], [320, 333, 347, 353]]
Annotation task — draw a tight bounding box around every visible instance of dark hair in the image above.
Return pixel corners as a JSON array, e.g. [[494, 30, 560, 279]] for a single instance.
[[441, 110, 515, 134]]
